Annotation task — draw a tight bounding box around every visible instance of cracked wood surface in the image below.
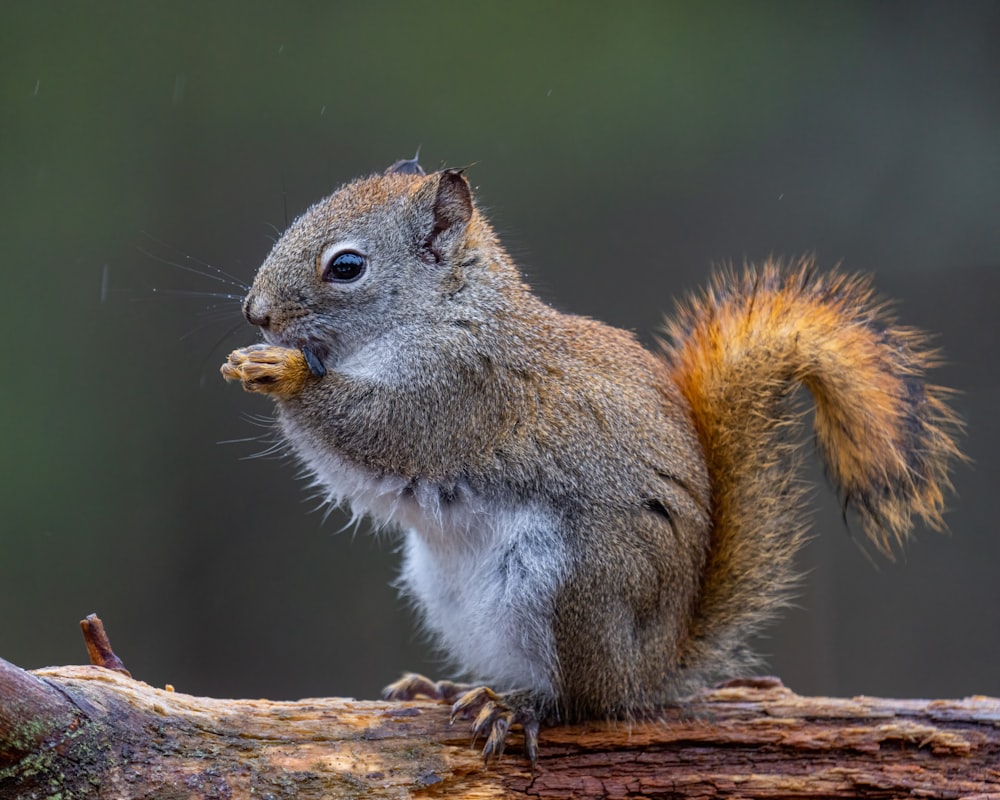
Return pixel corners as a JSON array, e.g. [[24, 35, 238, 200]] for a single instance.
[[1, 659, 998, 799]]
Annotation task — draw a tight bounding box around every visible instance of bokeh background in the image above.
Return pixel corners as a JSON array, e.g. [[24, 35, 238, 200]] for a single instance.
[[3, 1, 998, 703]]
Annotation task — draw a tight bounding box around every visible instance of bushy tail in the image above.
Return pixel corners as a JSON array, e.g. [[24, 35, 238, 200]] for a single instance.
[[661, 259, 963, 679]]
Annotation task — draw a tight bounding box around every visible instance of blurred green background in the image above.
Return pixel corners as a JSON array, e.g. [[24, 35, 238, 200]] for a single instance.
[[2, 1, 997, 703]]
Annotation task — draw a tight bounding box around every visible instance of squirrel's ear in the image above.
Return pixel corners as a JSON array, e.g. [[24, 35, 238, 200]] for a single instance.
[[432, 169, 473, 234], [416, 169, 473, 263], [386, 156, 425, 176]]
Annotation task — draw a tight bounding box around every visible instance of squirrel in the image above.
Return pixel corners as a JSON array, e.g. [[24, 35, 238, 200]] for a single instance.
[[221, 157, 963, 762]]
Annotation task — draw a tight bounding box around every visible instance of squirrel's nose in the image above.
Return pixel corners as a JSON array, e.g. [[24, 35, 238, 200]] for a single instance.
[[243, 294, 271, 329]]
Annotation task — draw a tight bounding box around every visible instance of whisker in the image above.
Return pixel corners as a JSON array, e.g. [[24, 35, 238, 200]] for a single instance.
[[179, 312, 244, 343], [138, 231, 251, 291], [141, 230, 252, 288], [192, 305, 245, 319], [241, 440, 290, 461], [139, 248, 250, 291], [150, 287, 245, 302], [243, 413, 279, 428], [216, 436, 267, 445]]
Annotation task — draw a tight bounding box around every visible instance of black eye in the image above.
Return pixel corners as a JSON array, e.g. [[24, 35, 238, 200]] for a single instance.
[[322, 250, 367, 283]]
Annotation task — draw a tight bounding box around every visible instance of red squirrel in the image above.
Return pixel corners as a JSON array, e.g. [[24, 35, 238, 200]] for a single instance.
[[222, 158, 962, 761]]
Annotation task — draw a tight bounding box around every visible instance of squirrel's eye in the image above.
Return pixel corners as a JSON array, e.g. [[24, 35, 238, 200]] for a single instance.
[[322, 250, 367, 283]]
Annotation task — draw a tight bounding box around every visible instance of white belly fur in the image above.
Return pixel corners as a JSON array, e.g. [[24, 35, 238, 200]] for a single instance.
[[283, 416, 565, 696]]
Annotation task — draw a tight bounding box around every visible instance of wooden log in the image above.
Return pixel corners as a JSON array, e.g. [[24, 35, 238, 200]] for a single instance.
[[1, 657, 997, 799]]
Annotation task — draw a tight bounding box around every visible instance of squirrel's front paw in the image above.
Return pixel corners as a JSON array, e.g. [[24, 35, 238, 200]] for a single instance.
[[220, 344, 319, 398], [450, 686, 542, 765]]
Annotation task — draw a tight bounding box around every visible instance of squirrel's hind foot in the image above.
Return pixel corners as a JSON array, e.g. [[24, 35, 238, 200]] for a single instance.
[[383, 675, 542, 765], [451, 686, 542, 766], [381, 672, 473, 704]]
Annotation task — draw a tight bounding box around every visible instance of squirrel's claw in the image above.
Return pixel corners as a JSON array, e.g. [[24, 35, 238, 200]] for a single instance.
[[450, 686, 541, 765], [220, 344, 316, 398]]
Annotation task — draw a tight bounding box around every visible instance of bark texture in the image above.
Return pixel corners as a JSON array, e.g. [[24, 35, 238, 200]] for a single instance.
[[1, 659, 998, 799]]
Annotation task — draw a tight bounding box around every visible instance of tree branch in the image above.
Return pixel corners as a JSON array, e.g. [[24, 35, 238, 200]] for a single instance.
[[3, 665, 998, 799], [0, 620, 997, 798]]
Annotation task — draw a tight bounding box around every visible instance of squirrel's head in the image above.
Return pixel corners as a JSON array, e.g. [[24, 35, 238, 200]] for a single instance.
[[243, 159, 497, 365]]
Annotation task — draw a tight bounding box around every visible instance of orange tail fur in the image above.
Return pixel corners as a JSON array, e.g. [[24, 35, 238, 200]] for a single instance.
[[662, 259, 963, 676]]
